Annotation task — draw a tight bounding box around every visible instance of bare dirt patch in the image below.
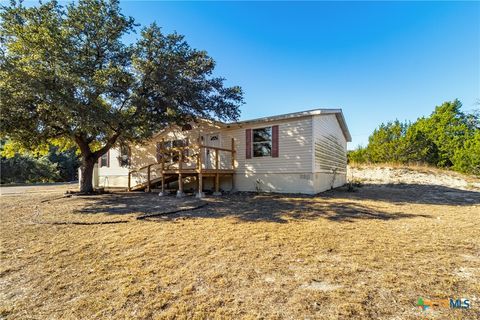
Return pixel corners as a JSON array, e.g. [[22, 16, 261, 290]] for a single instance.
[[349, 163, 480, 191], [1, 175, 479, 319]]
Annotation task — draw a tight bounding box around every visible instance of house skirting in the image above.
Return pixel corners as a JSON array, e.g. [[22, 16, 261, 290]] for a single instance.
[[93, 171, 347, 194]]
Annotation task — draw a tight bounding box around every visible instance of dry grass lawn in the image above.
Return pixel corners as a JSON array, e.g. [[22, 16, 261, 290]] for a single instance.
[[1, 181, 479, 319]]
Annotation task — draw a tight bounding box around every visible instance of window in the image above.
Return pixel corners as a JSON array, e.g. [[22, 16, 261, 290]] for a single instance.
[[118, 145, 130, 167], [159, 139, 188, 149], [156, 138, 189, 163], [253, 127, 272, 157], [100, 152, 109, 167], [181, 124, 192, 131], [172, 139, 188, 148]]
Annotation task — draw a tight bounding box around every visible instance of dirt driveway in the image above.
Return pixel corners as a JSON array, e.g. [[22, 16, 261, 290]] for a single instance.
[[0, 182, 76, 195], [1, 182, 479, 319]]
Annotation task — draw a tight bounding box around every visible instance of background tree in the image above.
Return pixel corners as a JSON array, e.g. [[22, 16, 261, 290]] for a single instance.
[[347, 146, 368, 164], [347, 99, 480, 176], [1, 139, 80, 183], [365, 120, 408, 163], [0, 152, 60, 184], [0, 0, 243, 192], [452, 128, 480, 175], [399, 121, 439, 164], [416, 100, 474, 167]]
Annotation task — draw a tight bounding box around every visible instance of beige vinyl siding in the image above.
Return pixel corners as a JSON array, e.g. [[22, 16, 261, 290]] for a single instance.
[[218, 116, 314, 194], [221, 116, 313, 174], [311, 114, 348, 193], [123, 117, 315, 193], [312, 114, 347, 174], [96, 148, 130, 187], [94, 115, 337, 194], [95, 121, 227, 188], [128, 121, 224, 170], [124, 117, 314, 175]]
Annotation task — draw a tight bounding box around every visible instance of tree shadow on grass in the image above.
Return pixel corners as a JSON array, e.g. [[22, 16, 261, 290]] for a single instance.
[[185, 194, 430, 223], [74, 188, 433, 223], [322, 183, 480, 206], [73, 192, 202, 216]]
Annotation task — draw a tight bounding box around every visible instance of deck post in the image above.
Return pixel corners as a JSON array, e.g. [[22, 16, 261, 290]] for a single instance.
[[128, 171, 131, 191], [179, 149, 183, 171], [214, 174, 221, 196], [146, 164, 151, 192], [198, 145, 203, 171], [196, 147, 204, 198], [177, 150, 185, 198], [213, 149, 222, 196], [196, 173, 204, 198], [159, 157, 166, 196], [177, 173, 184, 197], [159, 174, 166, 196], [231, 138, 236, 192]]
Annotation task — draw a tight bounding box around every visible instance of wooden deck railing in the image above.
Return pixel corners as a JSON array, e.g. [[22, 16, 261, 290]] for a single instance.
[[128, 138, 236, 194]]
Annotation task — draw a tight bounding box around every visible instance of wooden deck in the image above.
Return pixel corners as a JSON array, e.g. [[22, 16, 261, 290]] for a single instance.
[[127, 139, 236, 197]]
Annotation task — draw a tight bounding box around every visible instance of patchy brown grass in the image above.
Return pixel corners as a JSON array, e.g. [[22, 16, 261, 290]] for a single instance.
[[1, 183, 479, 319]]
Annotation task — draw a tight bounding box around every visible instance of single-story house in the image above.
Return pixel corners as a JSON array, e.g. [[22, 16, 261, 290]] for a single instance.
[[86, 108, 351, 196]]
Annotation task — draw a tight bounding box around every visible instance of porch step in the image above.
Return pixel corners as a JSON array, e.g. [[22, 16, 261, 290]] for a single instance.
[[128, 174, 183, 192]]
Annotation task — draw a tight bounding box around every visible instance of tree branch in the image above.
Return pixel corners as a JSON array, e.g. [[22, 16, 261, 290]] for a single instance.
[[93, 131, 121, 158], [74, 134, 93, 158]]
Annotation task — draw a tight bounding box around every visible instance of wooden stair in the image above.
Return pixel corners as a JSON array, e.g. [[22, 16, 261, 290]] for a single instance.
[[129, 175, 177, 192], [127, 140, 236, 195]]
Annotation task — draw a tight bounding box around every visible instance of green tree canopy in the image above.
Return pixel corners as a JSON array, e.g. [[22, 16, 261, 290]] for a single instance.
[[348, 100, 480, 176], [415, 100, 476, 167], [1, 139, 80, 183], [366, 120, 408, 163], [0, 0, 243, 192]]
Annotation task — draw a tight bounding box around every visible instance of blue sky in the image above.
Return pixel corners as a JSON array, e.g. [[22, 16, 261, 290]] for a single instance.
[[119, 1, 479, 148], [16, 1, 480, 148]]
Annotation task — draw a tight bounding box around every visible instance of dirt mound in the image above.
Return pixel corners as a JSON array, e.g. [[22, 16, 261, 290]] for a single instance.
[[348, 165, 480, 191]]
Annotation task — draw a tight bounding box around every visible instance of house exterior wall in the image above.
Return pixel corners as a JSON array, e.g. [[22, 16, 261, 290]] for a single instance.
[[221, 116, 315, 194], [94, 121, 223, 188], [91, 113, 349, 194], [311, 114, 348, 193], [96, 147, 129, 188], [128, 121, 224, 170]]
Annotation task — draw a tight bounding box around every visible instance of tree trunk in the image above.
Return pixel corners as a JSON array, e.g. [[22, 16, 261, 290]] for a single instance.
[[74, 132, 119, 194], [79, 157, 96, 193]]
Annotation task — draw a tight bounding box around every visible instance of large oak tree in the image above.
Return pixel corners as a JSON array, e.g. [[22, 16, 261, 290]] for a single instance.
[[0, 0, 243, 192]]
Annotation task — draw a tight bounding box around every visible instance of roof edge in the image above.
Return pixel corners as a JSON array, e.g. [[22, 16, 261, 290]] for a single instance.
[[228, 108, 352, 142], [151, 108, 352, 143]]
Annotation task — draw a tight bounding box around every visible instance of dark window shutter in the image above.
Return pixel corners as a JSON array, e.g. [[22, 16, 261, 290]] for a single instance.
[[272, 125, 279, 157], [246, 129, 252, 159], [106, 150, 110, 167]]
